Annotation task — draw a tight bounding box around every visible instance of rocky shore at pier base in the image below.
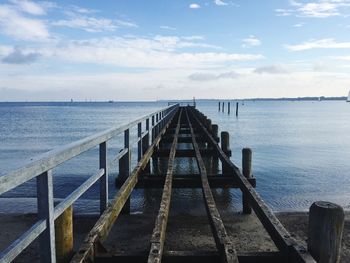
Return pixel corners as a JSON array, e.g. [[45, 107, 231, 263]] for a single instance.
[[0, 211, 349, 262]]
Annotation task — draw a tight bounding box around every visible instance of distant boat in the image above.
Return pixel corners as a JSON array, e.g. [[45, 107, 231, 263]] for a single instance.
[[347, 91, 350, 102]]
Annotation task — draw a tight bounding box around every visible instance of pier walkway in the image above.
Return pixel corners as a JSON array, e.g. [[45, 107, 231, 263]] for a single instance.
[[0, 104, 317, 263]]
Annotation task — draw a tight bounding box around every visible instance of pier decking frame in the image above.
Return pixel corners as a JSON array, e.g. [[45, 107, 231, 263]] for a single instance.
[[0, 104, 317, 263]]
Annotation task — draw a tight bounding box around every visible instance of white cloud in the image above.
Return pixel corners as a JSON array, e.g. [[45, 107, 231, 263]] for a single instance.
[[276, 0, 350, 18], [189, 3, 201, 9], [9, 0, 47, 15], [52, 13, 137, 32], [189, 70, 240, 81], [293, 23, 304, 27], [0, 4, 50, 41], [242, 35, 261, 48], [330, 55, 350, 60], [254, 65, 289, 74], [214, 0, 228, 6], [285, 38, 350, 51], [160, 25, 176, 30]]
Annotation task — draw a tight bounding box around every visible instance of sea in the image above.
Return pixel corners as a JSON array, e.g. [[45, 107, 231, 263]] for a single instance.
[[1, 100, 350, 214]]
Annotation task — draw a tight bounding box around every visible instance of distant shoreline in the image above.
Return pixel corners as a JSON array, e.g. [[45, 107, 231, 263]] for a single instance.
[[0, 96, 348, 103]]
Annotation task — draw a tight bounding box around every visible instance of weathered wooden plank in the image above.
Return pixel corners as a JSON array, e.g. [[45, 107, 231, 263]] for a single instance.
[[99, 142, 108, 214], [188, 107, 316, 263], [185, 108, 239, 263], [0, 104, 179, 195], [116, 174, 256, 189], [148, 108, 183, 263], [96, 251, 283, 263], [161, 134, 219, 143], [70, 107, 179, 263], [153, 148, 231, 157]]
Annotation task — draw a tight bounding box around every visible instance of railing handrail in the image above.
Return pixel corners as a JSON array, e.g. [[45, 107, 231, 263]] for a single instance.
[[0, 104, 178, 195]]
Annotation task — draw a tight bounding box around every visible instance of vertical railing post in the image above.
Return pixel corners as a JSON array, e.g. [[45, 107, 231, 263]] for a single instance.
[[151, 115, 155, 143], [137, 122, 142, 161], [143, 118, 151, 173], [120, 129, 131, 214], [37, 170, 56, 263], [99, 141, 108, 214], [221, 131, 231, 174]]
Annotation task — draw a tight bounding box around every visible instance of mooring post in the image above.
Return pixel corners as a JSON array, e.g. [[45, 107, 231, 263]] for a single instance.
[[99, 141, 108, 214], [218, 102, 220, 112], [228, 102, 230, 114], [221, 131, 231, 173], [120, 129, 130, 214], [236, 102, 239, 116], [308, 201, 344, 263], [222, 102, 225, 113], [242, 148, 252, 214], [55, 205, 73, 263]]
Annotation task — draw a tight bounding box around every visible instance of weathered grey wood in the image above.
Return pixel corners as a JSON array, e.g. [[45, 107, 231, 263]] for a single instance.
[[218, 102, 220, 111], [119, 129, 131, 214], [138, 122, 142, 161], [96, 251, 284, 263], [152, 115, 155, 142], [308, 201, 344, 263], [0, 219, 46, 262], [221, 132, 231, 174], [228, 102, 230, 114], [242, 148, 252, 214], [55, 205, 73, 263], [236, 102, 239, 116], [143, 118, 151, 173], [222, 102, 225, 112], [0, 104, 178, 196], [54, 169, 104, 219], [189, 107, 316, 263], [99, 142, 108, 214], [71, 107, 178, 263], [148, 108, 182, 263], [185, 108, 239, 263], [37, 170, 56, 263]]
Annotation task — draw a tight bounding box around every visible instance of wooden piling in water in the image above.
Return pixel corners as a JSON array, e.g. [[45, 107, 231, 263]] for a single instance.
[[228, 102, 230, 114], [242, 148, 252, 214], [218, 102, 220, 112], [221, 131, 231, 173], [222, 102, 224, 113], [55, 205, 73, 263], [308, 201, 344, 263], [236, 102, 239, 116]]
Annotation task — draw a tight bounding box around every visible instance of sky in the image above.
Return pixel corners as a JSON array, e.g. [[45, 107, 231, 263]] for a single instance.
[[1, 0, 350, 101]]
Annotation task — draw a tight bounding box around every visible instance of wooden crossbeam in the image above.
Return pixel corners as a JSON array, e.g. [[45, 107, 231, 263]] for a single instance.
[[152, 148, 231, 157]]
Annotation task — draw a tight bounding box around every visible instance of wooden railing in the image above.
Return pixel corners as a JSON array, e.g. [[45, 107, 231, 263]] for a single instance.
[[0, 103, 179, 263]]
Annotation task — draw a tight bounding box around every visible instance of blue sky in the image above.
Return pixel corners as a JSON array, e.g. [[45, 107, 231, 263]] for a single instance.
[[1, 0, 350, 101]]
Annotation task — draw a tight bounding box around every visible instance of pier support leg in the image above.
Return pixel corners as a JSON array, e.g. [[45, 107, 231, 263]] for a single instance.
[[228, 102, 230, 114], [119, 129, 130, 214], [212, 124, 219, 174], [218, 102, 220, 112], [221, 131, 231, 174], [236, 102, 239, 117], [308, 201, 344, 263], [222, 102, 225, 113], [242, 148, 252, 214], [55, 205, 73, 263]]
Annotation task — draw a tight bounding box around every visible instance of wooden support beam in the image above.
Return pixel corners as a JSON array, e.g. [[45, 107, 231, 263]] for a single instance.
[[96, 251, 284, 263], [148, 108, 183, 263], [153, 148, 231, 158], [71, 107, 179, 263], [188, 107, 316, 263], [185, 108, 239, 263], [116, 175, 256, 189]]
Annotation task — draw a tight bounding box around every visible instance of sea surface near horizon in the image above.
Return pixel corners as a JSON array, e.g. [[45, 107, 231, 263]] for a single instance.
[[0, 100, 349, 214]]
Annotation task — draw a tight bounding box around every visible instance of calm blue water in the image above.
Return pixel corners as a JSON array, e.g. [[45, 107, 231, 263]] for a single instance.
[[0, 101, 350, 214]]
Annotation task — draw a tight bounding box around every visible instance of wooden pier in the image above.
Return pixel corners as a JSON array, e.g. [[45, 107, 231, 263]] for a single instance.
[[0, 103, 344, 263]]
